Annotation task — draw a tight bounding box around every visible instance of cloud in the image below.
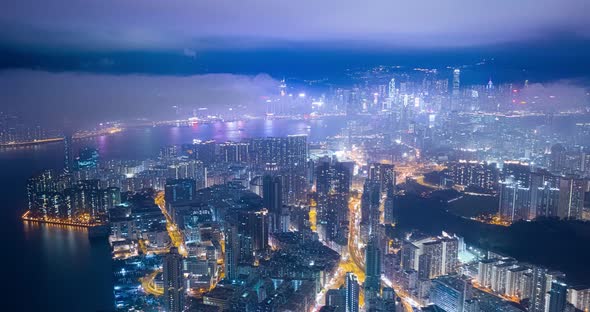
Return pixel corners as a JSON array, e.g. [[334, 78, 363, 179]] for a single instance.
[[0, 70, 278, 127], [183, 49, 197, 58], [0, 0, 589, 50], [519, 81, 590, 111]]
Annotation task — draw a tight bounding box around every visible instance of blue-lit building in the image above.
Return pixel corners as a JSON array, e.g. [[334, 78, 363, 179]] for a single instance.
[[548, 281, 568, 312], [430, 276, 467, 312], [75, 147, 99, 169], [163, 247, 185, 312], [345, 272, 359, 312], [165, 179, 196, 204]]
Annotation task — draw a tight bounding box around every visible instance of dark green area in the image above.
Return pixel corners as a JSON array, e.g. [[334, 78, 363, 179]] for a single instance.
[[448, 194, 499, 218], [395, 193, 590, 285]]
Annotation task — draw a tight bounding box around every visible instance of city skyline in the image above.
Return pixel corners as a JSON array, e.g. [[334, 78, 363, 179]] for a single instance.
[[2, 1, 590, 312]]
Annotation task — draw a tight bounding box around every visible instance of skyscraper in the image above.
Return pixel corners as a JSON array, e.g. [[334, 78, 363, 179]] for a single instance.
[[448, 161, 498, 190], [251, 135, 308, 172], [253, 135, 308, 206], [191, 140, 216, 164], [368, 163, 396, 195], [430, 276, 467, 312], [238, 209, 269, 256], [365, 237, 382, 298], [503, 161, 531, 188], [165, 179, 196, 204], [383, 194, 397, 225], [421, 240, 443, 278], [345, 272, 360, 312], [548, 281, 568, 312], [530, 267, 548, 312], [442, 237, 459, 275], [326, 288, 346, 309], [286, 134, 308, 173], [224, 225, 239, 281], [388, 78, 396, 99], [498, 177, 531, 222], [262, 175, 283, 232], [315, 158, 352, 243], [218, 141, 250, 163], [452, 69, 460, 95], [530, 182, 560, 219], [557, 176, 585, 219], [550, 144, 567, 174], [401, 235, 459, 278], [163, 247, 185, 312], [361, 180, 381, 235], [451, 69, 461, 110], [63, 134, 73, 174]]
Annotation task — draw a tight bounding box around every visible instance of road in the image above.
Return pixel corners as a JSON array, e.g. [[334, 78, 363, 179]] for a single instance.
[[346, 189, 416, 312], [140, 269, 163, 296], [155, 191, 188, 257]]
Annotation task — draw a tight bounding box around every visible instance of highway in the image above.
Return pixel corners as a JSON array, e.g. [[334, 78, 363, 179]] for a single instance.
[[154, 191, 224, 294], [346, 189, 417, 312], [1, 127, 123, 148], [155, 191, 188, 257], [140, 269, 164, 296]]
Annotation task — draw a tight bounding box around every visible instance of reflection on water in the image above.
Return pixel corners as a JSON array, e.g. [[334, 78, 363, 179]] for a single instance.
[[23, 220, 88, 235]]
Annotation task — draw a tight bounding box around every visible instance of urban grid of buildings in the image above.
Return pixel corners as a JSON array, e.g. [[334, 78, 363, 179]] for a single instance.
[[22, 66, 590, 312]]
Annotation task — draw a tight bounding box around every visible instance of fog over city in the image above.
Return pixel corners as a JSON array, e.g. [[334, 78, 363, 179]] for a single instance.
[[0, 70, 279, 126], [1, 69, 589, 127]]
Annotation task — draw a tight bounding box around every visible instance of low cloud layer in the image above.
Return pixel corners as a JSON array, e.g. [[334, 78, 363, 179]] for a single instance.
[[518, 81, 590, 112], [0, 0, 588, 50], [0, 70, 278, 127]]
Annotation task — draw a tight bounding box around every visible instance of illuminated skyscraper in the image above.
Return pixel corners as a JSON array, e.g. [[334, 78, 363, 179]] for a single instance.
[[165, 179, 196, 204], [191, 140, 216, 164], [557, 176, 585, 219], [448, 161, 498, 191], [530, 267, 548, 312], [345, 272, 360, 312], [361, 180, 380, 235], [263, 175, 282, 232], [503, 161, 531, 188], [452, 69, 460, 95], [279, 78, 287, 97], [251, 135, 308, 206], [316, 159, 352, 242], [430, 276, 467, 312], [383, 194, 397, 225], [498, 178, 530, 222], [530, 182, 560, 219], [163, 247, 185, 312], [368, 163, 396, 196], [388, 78, 397, 99], [550, 144, 567, 173], [63, 134, 73, 174], [548, 281, 568, 312], [286, 135, 308, 173], [218, 141, 250, 163], [239, 209, 269, 256], [364, 236, 382, 295], [224, 225, 239, 281]]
